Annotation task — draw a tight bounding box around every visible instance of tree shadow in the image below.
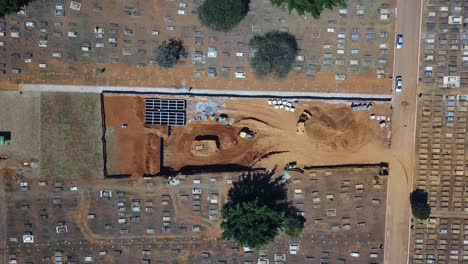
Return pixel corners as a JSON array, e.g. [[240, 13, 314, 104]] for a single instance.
[[228, 170, 289, 211], [410, 188, 431, 220], [17, 0, 35, 6], [410, 188, 428, 204], [227, 170, 306, 227]]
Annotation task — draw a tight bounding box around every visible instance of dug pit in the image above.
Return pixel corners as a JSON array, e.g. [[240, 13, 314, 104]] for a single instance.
[[191, 135, 221, 155]]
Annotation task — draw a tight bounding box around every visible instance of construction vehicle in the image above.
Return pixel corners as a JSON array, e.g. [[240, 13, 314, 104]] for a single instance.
[[238, 127, 255, 140], [296, 110, 312, 135]]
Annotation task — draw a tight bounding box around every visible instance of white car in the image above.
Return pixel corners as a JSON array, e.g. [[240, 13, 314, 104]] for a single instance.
[[350, 252, 360, 257], [395, 76, 403, 92], [396, 34, 404, 49]]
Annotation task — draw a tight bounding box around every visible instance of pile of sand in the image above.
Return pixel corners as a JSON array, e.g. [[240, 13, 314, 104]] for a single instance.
[[306, 106, 368, 151]]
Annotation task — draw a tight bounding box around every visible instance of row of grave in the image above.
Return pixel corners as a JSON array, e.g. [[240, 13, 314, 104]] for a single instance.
[[421, 0, 468, 87], [413, 217, 468, 263], [418, 95, 468, 211]]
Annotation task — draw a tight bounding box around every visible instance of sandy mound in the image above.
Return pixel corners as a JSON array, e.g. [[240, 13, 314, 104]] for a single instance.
[[306, 106, 368, 151]]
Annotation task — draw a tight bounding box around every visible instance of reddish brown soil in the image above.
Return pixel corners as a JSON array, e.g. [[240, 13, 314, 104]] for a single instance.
[[164, 124, 259, 170], [306, 106, 370, 151], [104, 95, 391, 176], [1, 0, 393, 95], [1, 168, 15, 181], [5, 61, 391, 94], [104, 95, 163, 176]]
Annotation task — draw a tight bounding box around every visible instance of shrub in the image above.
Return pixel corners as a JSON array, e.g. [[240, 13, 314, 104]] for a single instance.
[[154, 40, 186, 68], [249, 31, 298, 79]]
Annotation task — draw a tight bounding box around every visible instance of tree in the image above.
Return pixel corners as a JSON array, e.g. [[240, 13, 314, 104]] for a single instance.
[[271, 0, 346, 19], [154, 39, 186, 68], [0, 0, 18, 18], [410, 188, 431, 220], [220, 172, 306, 248], [221, 201, 283, 249], [197, 0, 249, 32], [249, 31, 298, 79]]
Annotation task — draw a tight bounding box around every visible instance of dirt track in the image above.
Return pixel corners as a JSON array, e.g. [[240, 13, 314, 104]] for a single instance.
[[383, 0, 423, 262]]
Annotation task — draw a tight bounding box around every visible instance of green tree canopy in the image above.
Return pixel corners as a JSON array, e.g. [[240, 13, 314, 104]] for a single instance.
[[154, 39, 186, 68], [271, 0, 347, 19], [249, 31, 298, 79], [0, 0, 18, 18], [221, 201, 283, 249], [221, 172, 306, 249], [197, 0, 249, 32], [410, 188, 431, 220]]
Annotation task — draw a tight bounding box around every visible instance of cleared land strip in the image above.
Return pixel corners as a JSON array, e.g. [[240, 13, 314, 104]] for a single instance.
[[20, 84, 392, 102]]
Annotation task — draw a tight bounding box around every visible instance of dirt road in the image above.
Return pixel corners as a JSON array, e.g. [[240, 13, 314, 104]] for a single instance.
[[383, 0, 423, 263]]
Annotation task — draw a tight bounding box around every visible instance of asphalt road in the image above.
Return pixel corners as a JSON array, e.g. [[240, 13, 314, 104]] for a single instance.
[[383, 0, 423, 263]]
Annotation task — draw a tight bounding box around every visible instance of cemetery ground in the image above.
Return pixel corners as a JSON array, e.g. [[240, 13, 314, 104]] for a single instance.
[[2, 166, 387, 263], [410, 93, 468, 263], [0, 0, 414, 262], [0, 0, 395, 94]]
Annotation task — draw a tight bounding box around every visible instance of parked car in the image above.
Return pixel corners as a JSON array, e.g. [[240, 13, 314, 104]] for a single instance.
[[395, 75, 403, 92], [396, 34, 404, 49]]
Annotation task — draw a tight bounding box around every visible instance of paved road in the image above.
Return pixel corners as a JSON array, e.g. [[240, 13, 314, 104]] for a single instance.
[[383, 0, 423, 263], [19, 84, 392, 101]]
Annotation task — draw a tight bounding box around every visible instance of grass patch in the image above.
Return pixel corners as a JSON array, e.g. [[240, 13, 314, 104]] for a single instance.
[[40, 93, 103, 179]]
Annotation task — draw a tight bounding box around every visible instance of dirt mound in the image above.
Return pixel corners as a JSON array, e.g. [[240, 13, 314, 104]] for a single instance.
[[307, 106, 367, 151], [164, 124, 256, 170]]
